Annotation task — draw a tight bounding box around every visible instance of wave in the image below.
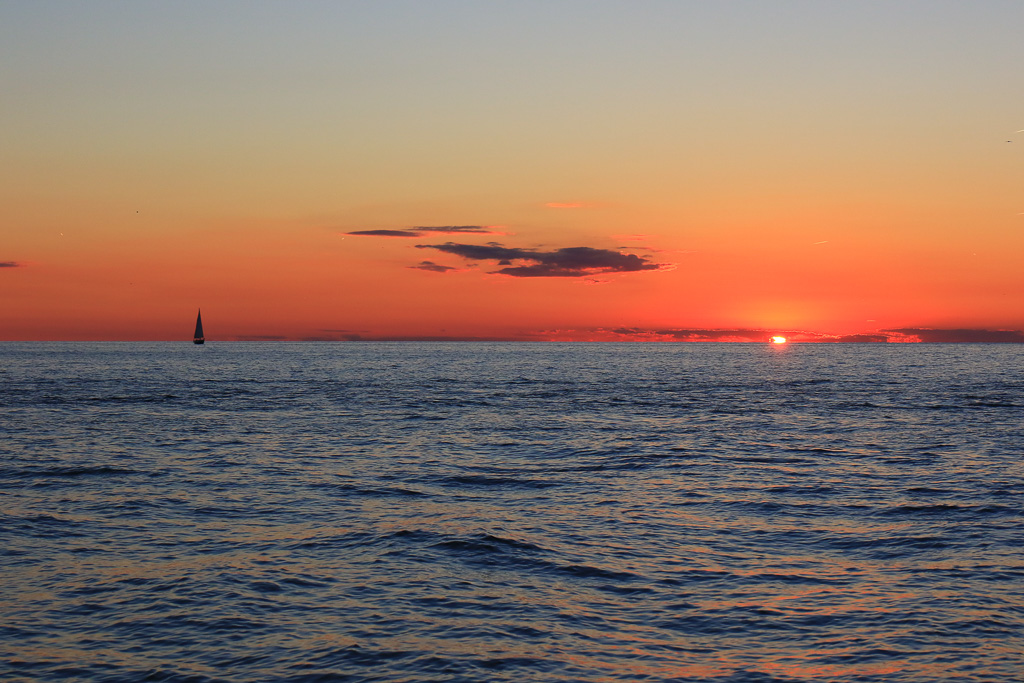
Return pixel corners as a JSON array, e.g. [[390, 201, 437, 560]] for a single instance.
[[876, 503, 1018, 518], [314, 481, 427, 497], [0, 465, 138, 479], [434, 474, 560, 489]]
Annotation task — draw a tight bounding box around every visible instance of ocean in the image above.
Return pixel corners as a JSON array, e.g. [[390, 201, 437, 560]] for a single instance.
[[1, 342, 1022, 682]]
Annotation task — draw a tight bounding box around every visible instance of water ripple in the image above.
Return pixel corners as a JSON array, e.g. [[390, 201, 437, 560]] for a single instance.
[[1, 342, 1022, 682]]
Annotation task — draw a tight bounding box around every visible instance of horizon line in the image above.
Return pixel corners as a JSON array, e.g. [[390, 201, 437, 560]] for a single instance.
[[4, 338, 1024, 344], [5, 326, 1024, 344]]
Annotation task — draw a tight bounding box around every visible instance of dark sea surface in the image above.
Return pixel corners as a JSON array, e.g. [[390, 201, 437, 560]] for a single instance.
[[1, 342, 1023, 683]]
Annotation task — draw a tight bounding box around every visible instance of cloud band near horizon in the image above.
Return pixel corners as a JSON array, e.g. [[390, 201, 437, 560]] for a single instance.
[[595, 327, 1024, 343]]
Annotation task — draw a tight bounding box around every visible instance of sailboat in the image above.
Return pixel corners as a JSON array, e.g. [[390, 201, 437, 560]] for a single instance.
[[193, 309, 205, 344]]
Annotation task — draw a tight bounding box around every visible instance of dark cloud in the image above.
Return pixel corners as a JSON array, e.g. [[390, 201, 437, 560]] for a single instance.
[[347, 229, 422, 237], [884, 328, 1024, 343], [0, 261, 22, 268], [409, 260, 456, 273], [347, 225, 500, 238], [415, 242, 663, 277], [417, 243, 536, 262]]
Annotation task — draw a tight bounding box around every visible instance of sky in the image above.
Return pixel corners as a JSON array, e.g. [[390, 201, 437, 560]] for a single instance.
[[2, 0, 1023, 342]]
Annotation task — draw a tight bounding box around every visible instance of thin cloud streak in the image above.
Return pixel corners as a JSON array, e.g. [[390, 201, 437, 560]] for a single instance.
[[414, 226, 504, 234], [346, 229, 419, 237], [347, 225, 503, 238], [0, 261, 22, 268]]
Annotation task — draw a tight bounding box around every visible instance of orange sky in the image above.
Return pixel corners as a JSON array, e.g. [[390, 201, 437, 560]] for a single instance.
[[2, 2, 1022, 341]]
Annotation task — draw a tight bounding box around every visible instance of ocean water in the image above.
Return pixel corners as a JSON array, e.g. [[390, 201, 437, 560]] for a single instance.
[[1, 341, 1022, 683]]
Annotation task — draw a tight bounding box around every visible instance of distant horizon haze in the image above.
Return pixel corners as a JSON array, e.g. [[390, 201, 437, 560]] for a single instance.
[[3, 326, 1024, 344]]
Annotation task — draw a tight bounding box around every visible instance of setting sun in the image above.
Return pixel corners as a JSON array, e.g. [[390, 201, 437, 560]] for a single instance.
[[771, 336, 788, 344]]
